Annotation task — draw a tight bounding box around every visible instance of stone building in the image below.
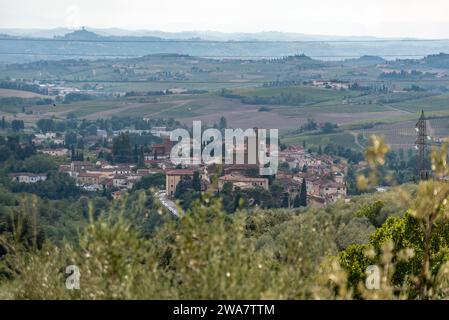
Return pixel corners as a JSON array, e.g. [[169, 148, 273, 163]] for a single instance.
[[165, 169, 194, 197], [218, 174, 269, 192]]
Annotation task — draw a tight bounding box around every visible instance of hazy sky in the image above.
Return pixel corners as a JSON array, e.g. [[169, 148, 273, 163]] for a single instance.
[[2, 0, 449, 38]]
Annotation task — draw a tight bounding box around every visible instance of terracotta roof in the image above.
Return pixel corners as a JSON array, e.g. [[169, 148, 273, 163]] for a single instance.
[[59, 165, 71, 172], [225, 164, 259, 170], [101, 178, 114, 186], [166, 169, 194, 176], [144, 159, 166, 164], [219, 174, 267, 183], [320, 181, 346, 188], [86, 168, 116, 174], [77, 173, 102, 178], [113, 175, 128, 179]]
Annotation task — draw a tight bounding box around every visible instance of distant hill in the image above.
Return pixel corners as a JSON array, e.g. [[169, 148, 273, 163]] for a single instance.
[[422, 53, 449, 68], [0, 28, 71, 38], [56, 28, 102, 40], [340, 55, 386, 66], [357, 55, 386, 62], [0, 27, 403, 41], [0, 28, 449, 64], [54, 28, 164, 42]]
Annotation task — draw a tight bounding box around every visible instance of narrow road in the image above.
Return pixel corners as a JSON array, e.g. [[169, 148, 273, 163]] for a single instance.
[[155, 190, 181, 217], [382, 104, 413, 114], [144, 99, 194, 117], [349, 130, 365, 150]]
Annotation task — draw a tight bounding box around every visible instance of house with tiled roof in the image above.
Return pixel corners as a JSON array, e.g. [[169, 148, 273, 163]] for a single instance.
[[166, 169, 194, 197], [217, 174, 268, 191], [319, 180, 347, 197]]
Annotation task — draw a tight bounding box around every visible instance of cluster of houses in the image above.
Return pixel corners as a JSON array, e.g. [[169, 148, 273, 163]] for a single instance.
[[8, 128, 348, 208], [35, 81, 104, 97], [32, 132, 65, 146], [161, 141, 348, 207], [311, 80, 350, 90], [276, 145, 348, 206], [58, 160, 159, 197]]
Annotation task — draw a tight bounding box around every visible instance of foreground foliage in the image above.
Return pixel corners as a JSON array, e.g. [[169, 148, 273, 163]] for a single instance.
[[2, 136, 449, 299]]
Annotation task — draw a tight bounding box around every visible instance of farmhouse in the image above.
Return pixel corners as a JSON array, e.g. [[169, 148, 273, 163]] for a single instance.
[[166, 169, 194, 197], [76, 172, 102, 185], [149, 137, 172, 159], [39, 148, 69, 157], [9, 173, 47, 184], [319, 180, 347, 197], [218, 174, 269, 191]]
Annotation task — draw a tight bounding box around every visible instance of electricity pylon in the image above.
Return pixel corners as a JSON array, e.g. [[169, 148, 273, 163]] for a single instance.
[[415, 110, 430, 180]]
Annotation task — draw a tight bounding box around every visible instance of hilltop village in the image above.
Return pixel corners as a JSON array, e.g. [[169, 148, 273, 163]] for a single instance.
[[5, 121, 348, 211]]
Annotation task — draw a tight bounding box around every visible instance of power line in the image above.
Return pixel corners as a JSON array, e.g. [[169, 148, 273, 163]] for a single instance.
[[36, 79, 270, 84], [0, 52, 139, 57], [1, 38, 449, 44], [0, 52, 432, 58], [32, 78, 449, 84], [0, 52, 428, 58], [186, 54, 429, 58]]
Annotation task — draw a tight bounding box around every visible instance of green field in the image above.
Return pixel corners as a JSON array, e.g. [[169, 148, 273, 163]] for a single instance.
[[62, 102, 123, 118], [390, 93, 449, 113], [0, 103, 55, 114], [233, 85, 354, 102], [3, 52, 449, 153], [70, 81, 256, 93], [0, 88, 48, 98], [282, 131, 360, 150], [277, 102, 390, 116]]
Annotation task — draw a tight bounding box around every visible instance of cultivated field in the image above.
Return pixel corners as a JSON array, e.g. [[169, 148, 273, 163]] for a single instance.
[[0, 88, 47, 98], [2, 52, 449, 151], [282, 131, 360, 150]]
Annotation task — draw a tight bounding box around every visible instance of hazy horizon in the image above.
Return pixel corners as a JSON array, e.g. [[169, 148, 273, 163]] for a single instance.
[[2, 27, 449, 40], [2, 0, 449, 39]]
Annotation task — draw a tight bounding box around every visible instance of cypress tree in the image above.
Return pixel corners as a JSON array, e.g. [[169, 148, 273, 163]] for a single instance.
[[299, 178, 307, 207], [293, 193, 301, 208], [138, 146, 145, 168], [282, 192, 289, 208], [192, 171, 202, 192], [112, 133, 133, 163], [133, 144, 139, 163]]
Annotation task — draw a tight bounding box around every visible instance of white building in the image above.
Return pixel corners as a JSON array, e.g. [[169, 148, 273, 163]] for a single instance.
[[39, 148, 69, 157], [9, 173, 47, 184]]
